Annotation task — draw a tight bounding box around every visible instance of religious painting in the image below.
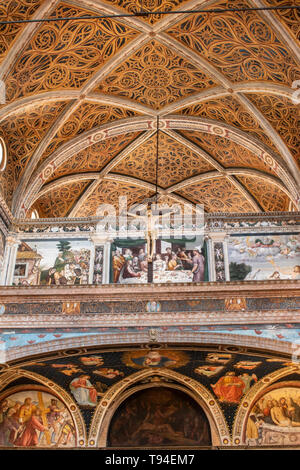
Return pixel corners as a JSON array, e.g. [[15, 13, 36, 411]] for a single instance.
[[225, 298, 247, 311], [194, 365, 224, 377], [0, 387, 76, 448], [80, 356, 104, 366], [245, 384, 300, 446], [122, 350, 189, 369], [234, 361, 262, 370], [92, 368, 124, 379], [61, 302, 80, 315], [205, 353, 232, 364], [93, 246, 104, 284], [112, 242, 148, 284], [107, 387, 211, 447], [228, 233, 300, 281], [111, 238, 208, 284], [211, 371, 257, 403], [146, 301, 161, 312], [12, 239, 91, 286], [69, 375, 98, 407]]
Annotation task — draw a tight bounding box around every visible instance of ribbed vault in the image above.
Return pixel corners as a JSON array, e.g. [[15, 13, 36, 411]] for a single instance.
[[0, 0, 299, 218]]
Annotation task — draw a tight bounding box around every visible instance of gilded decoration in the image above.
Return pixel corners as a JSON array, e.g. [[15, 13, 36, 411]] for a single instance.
[[236, 175, 291, 212], [177, 96, 278, 153], [0, 0, 42, 62], [5, 2, 140, 102], [47, 132, 141, 182], [0, 101, 68, 207], [113, 132, 215, 188], [166, 0, 300, 86], [245, 94, 300, 165], [177, 130, 278, 177], [74, 180, 154, 217], [40, 103, 139, 166], [101, 0, 191, 25], [264, 0, 300, 42], [31, 180, 91, 218], [177, 177, 254, 213], [95, 40, 218, 110]]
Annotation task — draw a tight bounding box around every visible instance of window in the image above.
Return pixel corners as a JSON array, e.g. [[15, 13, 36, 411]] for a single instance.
[[31, 209, 39, 219], [0, 136, 7, 172]]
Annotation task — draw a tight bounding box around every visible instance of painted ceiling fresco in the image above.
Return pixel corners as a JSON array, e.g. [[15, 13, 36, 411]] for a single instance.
[[0, 0, 299, 218]]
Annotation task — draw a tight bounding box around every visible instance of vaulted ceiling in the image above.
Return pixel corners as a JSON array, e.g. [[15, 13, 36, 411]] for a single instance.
[[0, 0, 299, 219]]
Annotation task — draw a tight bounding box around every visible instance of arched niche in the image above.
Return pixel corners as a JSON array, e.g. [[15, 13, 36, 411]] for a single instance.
[[89, 368, 231, 447], [0, 368, 87, 448], [233, 365, 300, 447]]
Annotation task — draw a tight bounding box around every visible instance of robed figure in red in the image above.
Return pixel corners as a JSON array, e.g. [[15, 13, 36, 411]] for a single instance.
[[211, 372, 246, 403], [14, 409, 45, 447]]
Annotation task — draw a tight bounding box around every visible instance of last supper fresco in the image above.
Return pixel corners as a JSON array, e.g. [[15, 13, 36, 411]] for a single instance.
[[111, 238, 208, 284]]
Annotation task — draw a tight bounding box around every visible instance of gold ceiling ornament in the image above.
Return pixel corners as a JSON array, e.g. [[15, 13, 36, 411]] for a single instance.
[[40, 102, 139, 166], [74, 179, 154, 218], [166, 0, 300, 86], [263, 0, 300, 42], [95, 39, 218, 110], [47, 132, 142, 183], [236, 175, 291, 212], [32, 179, 91, 218], [178, 130, 278, 177], [177, 95, 278, 153], [245, 93, 300, 166], [113, 131, 215, 188], [0, 0, 42, 62], [0, 101, 68, 207], [100, 0, 191, 25], [177, 177, 255, 213], [4, 2, 140, 103]]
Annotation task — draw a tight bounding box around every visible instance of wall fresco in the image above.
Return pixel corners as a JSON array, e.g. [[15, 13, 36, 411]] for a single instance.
[[1, 348, 298, 447], [0, 388, 76, 447], [108, 387, 211, 447], [112, 238, 208, 284], [228, 233, 300, 281], [246, 385, 300, 446], [12, 239, 91, 286]]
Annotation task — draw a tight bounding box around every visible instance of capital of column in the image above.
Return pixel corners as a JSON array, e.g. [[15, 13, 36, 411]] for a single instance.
[[208, 232, 228, 243]]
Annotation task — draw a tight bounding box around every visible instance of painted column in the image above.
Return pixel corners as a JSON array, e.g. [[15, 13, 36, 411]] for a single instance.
[[89, 234, 110, 284], [2, 236, 20, 285], [209, 232, 229, 282]]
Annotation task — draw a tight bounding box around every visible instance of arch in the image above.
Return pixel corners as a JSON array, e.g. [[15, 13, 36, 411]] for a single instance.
[[3, 332, 296, 364], [0, 368, 87, 447], [88, 367, 231, 447], [232, 365, 300, 445], [15, 116, 299, 217]]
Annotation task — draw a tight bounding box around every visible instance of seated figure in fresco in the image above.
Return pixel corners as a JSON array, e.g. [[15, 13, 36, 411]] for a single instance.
[[211, 372, 245, 403], [70, 375, 97, 407]]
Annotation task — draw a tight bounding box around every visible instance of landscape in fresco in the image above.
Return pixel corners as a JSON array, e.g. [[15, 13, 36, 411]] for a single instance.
[[112, 239, 206, 284], [108, 387, 211, 447], [228, 234, 300, 281], [12, 239, 91, 286], [0, 389, 75, 447], [246, 386, 300, 446]]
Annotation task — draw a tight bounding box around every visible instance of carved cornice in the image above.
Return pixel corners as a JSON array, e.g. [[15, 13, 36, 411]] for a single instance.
[[0, 280, 299, 303]]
